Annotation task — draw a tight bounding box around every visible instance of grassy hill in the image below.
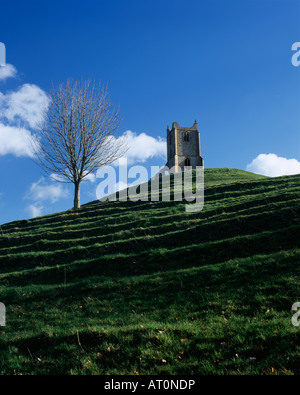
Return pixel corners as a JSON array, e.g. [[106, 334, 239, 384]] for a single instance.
[[0, 168, 299, 375]]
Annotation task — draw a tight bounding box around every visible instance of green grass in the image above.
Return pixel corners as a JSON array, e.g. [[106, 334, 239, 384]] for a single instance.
[[0, 168, 299, 375]]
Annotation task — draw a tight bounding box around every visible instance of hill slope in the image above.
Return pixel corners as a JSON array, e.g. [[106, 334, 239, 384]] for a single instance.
[[0, 168, 299, 375]]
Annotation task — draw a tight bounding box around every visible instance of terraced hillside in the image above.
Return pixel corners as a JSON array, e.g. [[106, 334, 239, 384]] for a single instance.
[[0, 168, 299, 375]]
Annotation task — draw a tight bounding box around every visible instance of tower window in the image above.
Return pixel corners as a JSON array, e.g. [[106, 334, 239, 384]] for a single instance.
[[183, 132, 189, 142], [184, 158, 191, 167]]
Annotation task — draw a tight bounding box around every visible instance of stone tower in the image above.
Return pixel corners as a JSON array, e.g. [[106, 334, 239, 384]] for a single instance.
[[166, 121, 204, 172]]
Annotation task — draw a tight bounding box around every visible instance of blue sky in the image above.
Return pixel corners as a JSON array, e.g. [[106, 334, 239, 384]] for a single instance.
[[0, 0, 300, 224]]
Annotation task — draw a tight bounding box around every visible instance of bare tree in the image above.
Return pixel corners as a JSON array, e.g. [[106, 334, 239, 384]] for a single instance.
[[33, 79, 127, 209]]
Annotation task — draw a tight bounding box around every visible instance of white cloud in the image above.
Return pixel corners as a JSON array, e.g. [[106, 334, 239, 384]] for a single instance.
[[26, 204, 44, 218], [0, 81, 47, 158], [0, 83, 49, 128], [50, 173, 66, 182], [0, 64, 17, 81], [0, 122, 37, 157], [82, 172, 97, 183], [114, 130, 166, 165], [26, 177, 69, 203], [25, 178, 70, 218], [246, 153, 300, 177]]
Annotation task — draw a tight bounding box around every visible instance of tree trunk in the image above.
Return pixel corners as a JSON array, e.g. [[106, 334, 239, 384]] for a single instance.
[[74, 181, 81, 209]]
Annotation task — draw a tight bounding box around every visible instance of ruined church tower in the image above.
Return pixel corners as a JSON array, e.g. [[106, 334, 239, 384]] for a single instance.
[[166, 121, 204, 172]]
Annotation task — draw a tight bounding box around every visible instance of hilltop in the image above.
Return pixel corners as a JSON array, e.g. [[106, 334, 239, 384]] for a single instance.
[[0, 168, 299, 375]]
